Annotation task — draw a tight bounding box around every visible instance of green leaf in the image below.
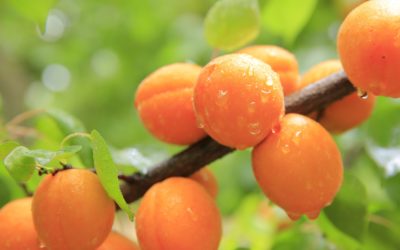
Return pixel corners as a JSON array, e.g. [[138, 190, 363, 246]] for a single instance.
[[47, 109, 93, 167], [27, 146, 82, 166], [91, 130, 133, 220], [7, 0, 57, 29], [262, 0, 317, 45], [384, 173, 400, 207], [0, 175, 12, 207], [0, 141, 20, 160], [325, 173, 368, 241], [4, 146, 36, 182], [204, 0, 261, 50]]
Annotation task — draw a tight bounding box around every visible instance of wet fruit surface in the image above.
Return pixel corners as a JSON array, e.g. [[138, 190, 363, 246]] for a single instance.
[[135, 177, 222, 250], [252, 114, 343, 220], [338, 0, 400, 97], [194, 54, 284, 149]]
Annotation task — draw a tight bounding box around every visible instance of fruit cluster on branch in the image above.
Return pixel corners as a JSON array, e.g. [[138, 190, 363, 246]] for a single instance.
[[121, 70, 355, 203]]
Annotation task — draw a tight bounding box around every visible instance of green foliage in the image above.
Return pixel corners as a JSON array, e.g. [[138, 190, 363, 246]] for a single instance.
[[262, 0, 318, 46], [91, 130, 133, 220], [325, 173, 368, 241], [204, 0, 260, 50], [4, 146, 36, 182]]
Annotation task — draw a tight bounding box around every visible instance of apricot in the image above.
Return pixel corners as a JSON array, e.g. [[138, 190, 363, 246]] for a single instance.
[[337, 0, 400, 97], [299, 60, 375, 133], [190, 167, 218, 198], [134, 63, 206, 145], [237, 45, 299, 95], [194, 54, 284, 149], [135, 177, 222, 250], [97, 232, 140, 250], [0, 198, 43, 250], [252, 114, 343, 220], [32, 169, 115, 250]]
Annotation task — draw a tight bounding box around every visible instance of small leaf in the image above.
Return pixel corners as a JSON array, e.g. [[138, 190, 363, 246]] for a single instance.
[[91, 130, 133, 220], [0, 175, 12, 207], [4, 146, 36, 182], [325, 173, 368, 241], [262, 0, 317, 45], [0, 141, 20, 159], [8, 0, 57, 30], [27, 146, 82, 166], [204, 0, 261, 50], [47, 109, 93, 167]]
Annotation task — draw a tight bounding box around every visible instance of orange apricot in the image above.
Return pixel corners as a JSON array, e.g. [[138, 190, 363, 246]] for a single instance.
[[135, 177, 222, 250], [32, 169, 115, 250], [252, 114, 343, 220], [300, 60, 375, 133], [237, 45, 299, 95], [134, 63, 206, 145], [190, 167, 218, 198], [194, 54, 284, 149], [337, 0, 400, 97], [0, 198, 43, 250], [97, 232, 140, 250]]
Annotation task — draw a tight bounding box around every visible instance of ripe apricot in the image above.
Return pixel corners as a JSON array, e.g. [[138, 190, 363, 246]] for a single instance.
[[300, 60, 376, 133], [190, 167, 218, 198], [337, 0, 400, 97], [0, 198, 43, 250], [98, 232, 140, 250], [252, 114, 343, 220], [237, 45, 299, 95], [32, 169, 115, 250], [135, 63, 206, 145], [135, 177, 222, 250], [194, 54, 284, 149]]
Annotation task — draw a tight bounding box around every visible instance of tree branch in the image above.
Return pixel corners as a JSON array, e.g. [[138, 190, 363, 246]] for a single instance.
[[121, 70, 356, 203]]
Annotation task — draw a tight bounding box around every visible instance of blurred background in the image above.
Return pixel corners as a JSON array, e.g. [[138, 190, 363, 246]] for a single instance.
[[1, 0, 400, 249]]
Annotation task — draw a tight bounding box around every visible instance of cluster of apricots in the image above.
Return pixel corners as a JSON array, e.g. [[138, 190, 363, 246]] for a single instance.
[[1, 1, 399, 249], [0, 167, 218, 250], [133, 0, 400, 248]]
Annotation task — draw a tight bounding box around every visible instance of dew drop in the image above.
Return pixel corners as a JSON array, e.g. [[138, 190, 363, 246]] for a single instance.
[[265, 74, 274, 86], [271, 123, 281, 134], [306, 210, 320, 220], [286, 211, 302, 221], [248, 101, 256, 113], [357, 88, 368, 99], [248, 122, 261, 135], [281, 144, 290, 154], [216, 89, 228, 107], [247, 65, 254, 77], [196, 115, 205, 128], [292, 130, 302, 145]]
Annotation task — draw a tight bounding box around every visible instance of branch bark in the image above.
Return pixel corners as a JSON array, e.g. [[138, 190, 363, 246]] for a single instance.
[[121, 70, 356, 203]]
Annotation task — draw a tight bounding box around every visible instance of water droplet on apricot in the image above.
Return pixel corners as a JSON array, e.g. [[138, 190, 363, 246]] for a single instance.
[[265, 75, 274, 86], [306, 210, 320, 220], [196, 115, 205, 128], [248, 65, 254, 77], [248, 101, 256, 113], [286, 211, 301, 221], [271, 123, 281, 134], [248, 122, 261, 135], [357, 88, 368, 99], [281, 144, 290, 154]]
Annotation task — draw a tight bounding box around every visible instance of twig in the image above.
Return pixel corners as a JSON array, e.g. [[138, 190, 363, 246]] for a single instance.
[[120, 70, 356, 203]]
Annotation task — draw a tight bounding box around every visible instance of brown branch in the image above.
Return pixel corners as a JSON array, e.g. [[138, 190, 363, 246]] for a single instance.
[[121, 70, 356, 203]]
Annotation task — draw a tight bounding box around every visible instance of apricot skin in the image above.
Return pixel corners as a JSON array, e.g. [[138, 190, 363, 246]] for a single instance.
[[194, 54, 284, 149], [337, 0, 400, 97], [135, 63, 206, 145], [0, 198, 43, 250], [300, 60, 375, 133], [252, 114, 343, 220], [97, 232, 140, 250], [190, 167, 218, 199], [237, 45, 299, 95], [32, 169, 115, 250], [135, 177, 222, 250]]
